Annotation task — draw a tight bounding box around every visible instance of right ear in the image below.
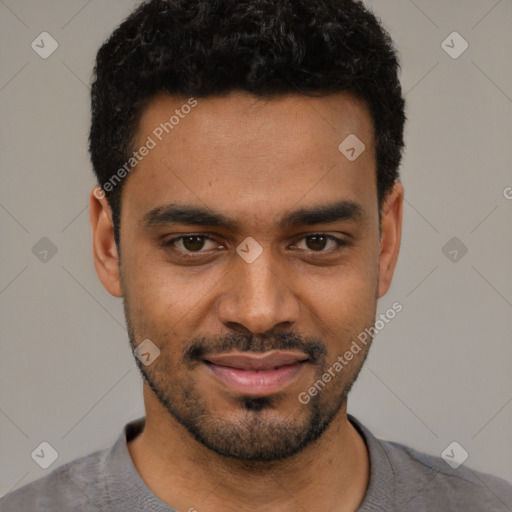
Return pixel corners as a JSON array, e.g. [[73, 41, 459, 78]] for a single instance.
[[89, 187, 123, 297]]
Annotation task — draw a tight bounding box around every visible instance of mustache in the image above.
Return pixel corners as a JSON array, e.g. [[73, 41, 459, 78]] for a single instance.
[[183, 331, 327, 365]]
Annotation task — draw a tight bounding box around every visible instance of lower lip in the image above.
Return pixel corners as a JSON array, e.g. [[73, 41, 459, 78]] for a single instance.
[[204, 361, 307, 396]]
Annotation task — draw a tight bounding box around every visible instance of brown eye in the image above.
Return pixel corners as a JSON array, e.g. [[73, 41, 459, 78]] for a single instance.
[[306, 234, 329, 251], [163, 235, 219, 254], [181, 235, 206, 252], [295, 234, 346, 252]]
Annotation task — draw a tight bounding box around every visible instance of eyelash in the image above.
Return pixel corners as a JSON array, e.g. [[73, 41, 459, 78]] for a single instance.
[[161, 233, 348, 256]]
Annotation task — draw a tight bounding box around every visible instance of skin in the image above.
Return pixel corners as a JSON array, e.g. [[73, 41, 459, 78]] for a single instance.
[[90, 90, 403, 512]]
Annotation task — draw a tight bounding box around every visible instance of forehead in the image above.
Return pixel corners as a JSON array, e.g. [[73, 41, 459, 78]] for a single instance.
[[123, 90, 377, 229], [136, 90, 374, 152]]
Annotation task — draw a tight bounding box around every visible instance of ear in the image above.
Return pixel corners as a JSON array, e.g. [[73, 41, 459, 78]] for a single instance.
[[90, 187, 123, 297], [377, 181, 404, 298]]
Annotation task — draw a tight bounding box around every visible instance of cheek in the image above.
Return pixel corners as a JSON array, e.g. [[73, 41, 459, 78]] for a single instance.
[[312, 274, 377, 335], [122, 250, 224, 339], [298, 255, 379, 351], [122, 245, 185, 304], [300, 245, 379, 309]]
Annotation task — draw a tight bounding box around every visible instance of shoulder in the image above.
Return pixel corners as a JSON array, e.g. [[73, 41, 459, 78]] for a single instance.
[[0, 446, 110, 512], [349, 415, 512, 511], [378, 435, 512, 510]]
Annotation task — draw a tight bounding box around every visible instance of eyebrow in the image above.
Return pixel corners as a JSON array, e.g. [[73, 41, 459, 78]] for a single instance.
[[141, 199, 365, 232]]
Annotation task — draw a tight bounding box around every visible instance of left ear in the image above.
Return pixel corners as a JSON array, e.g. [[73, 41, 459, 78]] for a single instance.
[[377, 181, 404, 298]]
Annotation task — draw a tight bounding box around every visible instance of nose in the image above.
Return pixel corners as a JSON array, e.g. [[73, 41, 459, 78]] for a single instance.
[[217, 248, 300, 335]]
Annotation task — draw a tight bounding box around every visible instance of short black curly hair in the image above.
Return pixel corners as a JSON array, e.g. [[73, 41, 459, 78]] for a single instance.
[[89, 0, 406, 248]]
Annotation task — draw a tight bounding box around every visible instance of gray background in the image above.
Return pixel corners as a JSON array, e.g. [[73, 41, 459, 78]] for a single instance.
[[1, 0, 511, 497]]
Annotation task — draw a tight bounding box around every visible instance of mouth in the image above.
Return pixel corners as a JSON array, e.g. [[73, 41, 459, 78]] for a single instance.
[[202, 350, 310, 396]]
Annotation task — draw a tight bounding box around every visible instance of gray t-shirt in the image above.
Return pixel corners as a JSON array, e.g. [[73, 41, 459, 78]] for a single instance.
[[2, 415, 511, 511]]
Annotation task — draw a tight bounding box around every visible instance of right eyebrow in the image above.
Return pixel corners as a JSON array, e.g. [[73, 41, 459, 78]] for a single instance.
[[141, 203, 240, 231]]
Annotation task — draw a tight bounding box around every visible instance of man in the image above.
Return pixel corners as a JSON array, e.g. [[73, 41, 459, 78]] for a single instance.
[[2, 0, 511, 510]]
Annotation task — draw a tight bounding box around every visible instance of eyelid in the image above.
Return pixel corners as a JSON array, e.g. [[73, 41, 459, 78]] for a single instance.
[[161, 234, 220, 252], [291, 234, 348, 250]]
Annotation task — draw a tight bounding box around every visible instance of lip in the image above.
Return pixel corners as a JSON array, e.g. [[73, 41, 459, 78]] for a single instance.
[[203, 351, 309, 396]]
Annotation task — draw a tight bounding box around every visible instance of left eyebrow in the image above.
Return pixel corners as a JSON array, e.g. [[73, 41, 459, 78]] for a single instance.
[[280, 200, 365, 228], [141, 199, 365, 232]]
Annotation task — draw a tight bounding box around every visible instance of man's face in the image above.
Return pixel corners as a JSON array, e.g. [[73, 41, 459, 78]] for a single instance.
[[93, 91, 402, 461]]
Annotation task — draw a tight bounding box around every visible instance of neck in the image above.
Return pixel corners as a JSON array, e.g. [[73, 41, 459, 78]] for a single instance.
[[128, 386, 370, 512]]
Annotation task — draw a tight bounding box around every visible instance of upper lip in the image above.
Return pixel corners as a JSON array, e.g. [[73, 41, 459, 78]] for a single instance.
[[204, 351, 309, 371]]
